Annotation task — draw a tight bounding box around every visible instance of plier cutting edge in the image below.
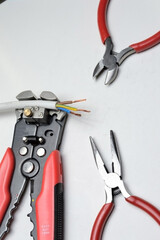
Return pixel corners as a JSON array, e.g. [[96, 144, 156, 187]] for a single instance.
[[90, 131, 160, 240], [93, 0, 160, 85]]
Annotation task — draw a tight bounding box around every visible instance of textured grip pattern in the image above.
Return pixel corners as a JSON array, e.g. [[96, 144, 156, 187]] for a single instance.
[[36, 150, 63, 240], [54, 183, 64, 240]]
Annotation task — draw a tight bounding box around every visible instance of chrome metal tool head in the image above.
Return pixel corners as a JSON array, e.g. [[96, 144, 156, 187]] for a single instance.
[[90, 131, 122, 178], [90, 131, 130, 200], [93, 38, 119, 85], [110, 130, 122, 177], [93, 38, 135, 85]]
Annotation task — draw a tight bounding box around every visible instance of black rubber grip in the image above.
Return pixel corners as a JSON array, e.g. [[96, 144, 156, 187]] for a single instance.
[[54, 183, 64, 240]]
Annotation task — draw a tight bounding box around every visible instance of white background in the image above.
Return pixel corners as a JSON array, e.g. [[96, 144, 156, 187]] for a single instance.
[[0, 0, 160, 239]]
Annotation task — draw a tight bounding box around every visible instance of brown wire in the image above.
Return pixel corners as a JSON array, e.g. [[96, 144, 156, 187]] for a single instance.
[[70, 112, 81, 117], [58, 99, 86, 105]]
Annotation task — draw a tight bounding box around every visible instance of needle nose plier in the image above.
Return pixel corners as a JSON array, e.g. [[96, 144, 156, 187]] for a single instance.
[[93, 0, 160, 85], [90, 131, 160, 240]]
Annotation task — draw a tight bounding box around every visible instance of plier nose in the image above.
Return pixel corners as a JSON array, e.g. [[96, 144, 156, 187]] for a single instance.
[[90, 131, 160, 240], [93, 0, 160, 85], [90, 131, 128, 199]]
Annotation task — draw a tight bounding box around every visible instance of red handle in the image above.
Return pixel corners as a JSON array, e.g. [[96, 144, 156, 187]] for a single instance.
[[90, 203, 114, 240], [126, 196, 160, 225], [130, 31, 160, 53], [98, 0, 110, 44], [36, 150, 63, 240], [98, 0, 160, 51], [0, 148, 15, 224]]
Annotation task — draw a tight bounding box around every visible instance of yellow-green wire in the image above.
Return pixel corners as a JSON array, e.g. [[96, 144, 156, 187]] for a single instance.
[[56, 104, 78, 111]]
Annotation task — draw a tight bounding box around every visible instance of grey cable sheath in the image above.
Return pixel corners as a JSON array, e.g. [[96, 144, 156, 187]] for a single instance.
[[0, 101, 57, 113]]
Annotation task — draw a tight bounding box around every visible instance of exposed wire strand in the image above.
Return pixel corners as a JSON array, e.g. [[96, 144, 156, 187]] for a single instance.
[[56, 104, 90, 113], [57, 107, 82, 117], [76, 109, 90, 113], [56, 98, 89, 116], [70, 112, 81, 117], [58, 99, 86, 105]]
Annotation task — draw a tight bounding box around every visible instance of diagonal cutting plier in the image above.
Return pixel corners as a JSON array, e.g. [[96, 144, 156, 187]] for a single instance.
[[93, 0, 160, 85], [90, 131, 160, 240]]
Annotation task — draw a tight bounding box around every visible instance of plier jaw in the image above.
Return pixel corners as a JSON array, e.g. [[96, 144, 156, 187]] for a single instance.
[[90, 131, 160, 240], [93, 37, 135, 85], [93, 38, 119, 85], [90, 131, 129, 201]]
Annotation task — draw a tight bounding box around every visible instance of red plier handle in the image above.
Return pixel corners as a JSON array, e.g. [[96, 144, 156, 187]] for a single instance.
[[91, 196, 160, 240], [90, 202, 114, 240], [0, 149, 64, 240], [98, 0, 160, 52], [0, 148, 15, 224], [36, 150, 63, 240]]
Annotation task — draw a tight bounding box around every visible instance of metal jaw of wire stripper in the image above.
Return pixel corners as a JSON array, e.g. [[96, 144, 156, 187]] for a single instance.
[[0, 90, 67, 240], [90, 131, 160, 240], [93, 0, 160, 85]]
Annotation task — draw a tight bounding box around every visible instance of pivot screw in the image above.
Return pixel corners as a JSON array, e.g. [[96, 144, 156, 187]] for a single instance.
[[23, 137, 28, 143], [23, 161, 34, 174], [37, 148, 46, 157], [24, 108, 33, 117], [19, 147, 28, 156], [35, 106, 39, 111], [39, 137, 45, 144], [39, 112, 43, 118]]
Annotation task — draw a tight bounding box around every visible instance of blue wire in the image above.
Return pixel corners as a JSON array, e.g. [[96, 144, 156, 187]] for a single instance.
[[57, 107, 71, 114]]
